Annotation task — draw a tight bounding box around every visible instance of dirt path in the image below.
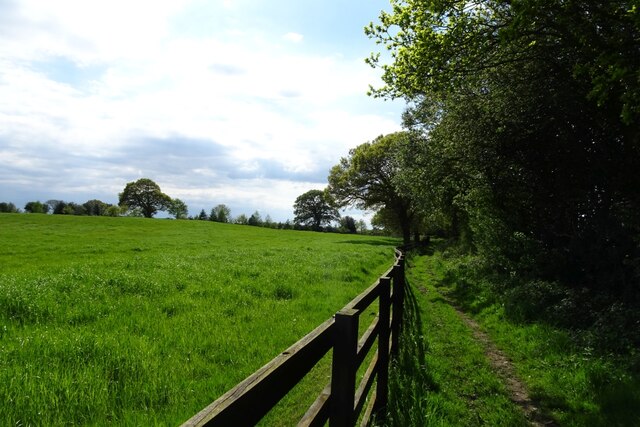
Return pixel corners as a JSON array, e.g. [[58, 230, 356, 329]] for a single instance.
[[416, 282, 557, 426]]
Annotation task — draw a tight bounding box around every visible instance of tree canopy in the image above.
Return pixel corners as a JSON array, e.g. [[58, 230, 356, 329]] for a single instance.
[[327, 132, 415, 244], [365, 1, 640, 296], [293, 189, 340, 231], [118, 178, 172, 218]]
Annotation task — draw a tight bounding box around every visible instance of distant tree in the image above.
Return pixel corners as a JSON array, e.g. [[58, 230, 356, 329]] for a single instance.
[[118, 178, 171, 218], [340, 216, 357, 234], [83, 199, 110, 216], [0, 202, 18, 213], [24, 201, 49, 214], [210, 204, 231, 223], [356, 219, 367, 234], [63, 202, 86, 216], [197, 209, 208, 220], [293, 189, 340, 231], [327, 133, 415, 245], [248, 211, 262, 226], [168, 198, 188, 219], [105, 205, 124, 217], [47, 200, 66, 214], [235, 214, 249, 225]]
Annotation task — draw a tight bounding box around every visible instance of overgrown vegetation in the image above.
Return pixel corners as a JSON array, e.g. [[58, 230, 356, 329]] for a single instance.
[[0, 213, 399, 425], [388, 243, 640, 425]]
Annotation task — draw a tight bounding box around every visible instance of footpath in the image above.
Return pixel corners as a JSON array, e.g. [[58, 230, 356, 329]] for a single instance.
[[384, 253, 558, 426]]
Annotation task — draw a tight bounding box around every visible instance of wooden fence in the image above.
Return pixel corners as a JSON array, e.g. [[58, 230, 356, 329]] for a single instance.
[[181, 248, 406, 427]]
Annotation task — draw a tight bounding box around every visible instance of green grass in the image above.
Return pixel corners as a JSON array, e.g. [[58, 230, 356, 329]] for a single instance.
[[381, 251, 528, 426], [402, 246, 640, 427], [0, 213, 399, 425]]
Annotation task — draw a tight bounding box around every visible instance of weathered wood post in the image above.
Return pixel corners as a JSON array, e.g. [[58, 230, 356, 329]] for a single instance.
[[330, 308, 359, 427], [375, 276, 391, 413]]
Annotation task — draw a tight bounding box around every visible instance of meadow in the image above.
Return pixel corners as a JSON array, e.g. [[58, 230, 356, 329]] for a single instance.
[[0, 214, 399, 425]]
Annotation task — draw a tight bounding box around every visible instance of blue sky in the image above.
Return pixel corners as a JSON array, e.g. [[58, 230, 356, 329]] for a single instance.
[[0, 0, 404, 221]]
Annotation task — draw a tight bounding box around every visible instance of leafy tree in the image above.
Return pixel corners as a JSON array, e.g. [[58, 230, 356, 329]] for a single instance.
[[168, 198, 188, 219], [83, 199, 110, 216], [47, 200, 66, 214], [235, 214, 248, 225], [248, 211, 262, 226], [210, 204, 231, 223], [118, 178, 171, 218], [367, 1, 640, 295], [24, 201, 49, 214], [339, 216, 357, 234], [105, 205, 124, 217], [327, 132, 415, 244], [293, 189, 340, 231], [0, 202, 18, 213], [63, 202, 86, 216]]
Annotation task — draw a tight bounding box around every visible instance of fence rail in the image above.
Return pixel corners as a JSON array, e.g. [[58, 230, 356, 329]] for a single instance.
[[181, 248, 406, 427]]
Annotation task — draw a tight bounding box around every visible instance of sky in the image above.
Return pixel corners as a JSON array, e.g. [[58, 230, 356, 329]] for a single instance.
[[0, 0, 404, 222]]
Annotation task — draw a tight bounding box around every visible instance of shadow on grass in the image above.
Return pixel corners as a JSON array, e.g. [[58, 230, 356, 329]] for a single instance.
[[375, 277, 439, 426]]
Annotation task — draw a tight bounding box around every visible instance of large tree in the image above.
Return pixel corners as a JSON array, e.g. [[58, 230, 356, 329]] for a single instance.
[[118, 178, 171, 218], [293, 189, 340, 231], [367, 1, 640, 295], [327, 133, 415, 244]]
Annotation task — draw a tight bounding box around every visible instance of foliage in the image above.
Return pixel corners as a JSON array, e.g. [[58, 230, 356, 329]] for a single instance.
[[0, 214, 399, 425], [24, 201, 49, 214], [248, 210, 262, 226], [414, 247, 640, 426], [118, 178, 172, 218], [293, 189, 340, 231], [209, 204, 231, 223], [0, 202, 18, 213], [367, 1, 640, 296], [168, 198, 188, 219], [327, 132, 416, 244]]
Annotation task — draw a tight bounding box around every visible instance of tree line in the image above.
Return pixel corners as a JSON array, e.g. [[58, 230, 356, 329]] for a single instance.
[[319, 1, 640, 316], [1, 177, 370, 235]]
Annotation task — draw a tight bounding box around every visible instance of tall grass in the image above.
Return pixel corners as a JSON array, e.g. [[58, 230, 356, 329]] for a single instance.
[[0, 214, 399, 425]]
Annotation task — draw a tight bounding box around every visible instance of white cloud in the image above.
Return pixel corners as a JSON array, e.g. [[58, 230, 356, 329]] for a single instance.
[[283, 32, 304, 43], [0, 0, 403, 220]]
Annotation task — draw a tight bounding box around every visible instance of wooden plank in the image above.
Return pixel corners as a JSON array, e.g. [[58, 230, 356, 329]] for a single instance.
[[360, 389, 377, 427], [347, 280, 380, 312], [298, 382, 331, 427], [356, 317, 379, 369], [353, 351, 378, 420], [181, 317, 334, 427]]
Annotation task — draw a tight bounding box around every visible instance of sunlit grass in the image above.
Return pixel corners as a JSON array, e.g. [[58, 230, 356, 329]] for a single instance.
[[0, 214, 399, 425]]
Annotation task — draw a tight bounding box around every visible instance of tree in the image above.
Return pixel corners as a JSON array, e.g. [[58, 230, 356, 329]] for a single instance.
[[235, 214, 248, 225], [118, 178, 171, 218], [367, 1, 640, 295], [197, 209, 208, 220], [248, 211, 262, 226], [83, 199, 110, 216], [210, 204, 231, 223], [167, 198, 188, 219], [24, 201, 49, 214], [327, 133, 415, 244], [0, 202, 18, 213], [293, 189, 340, 231], [339, 216, 357, 234]]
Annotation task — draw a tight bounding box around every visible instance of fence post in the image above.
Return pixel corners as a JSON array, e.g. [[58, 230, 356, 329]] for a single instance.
[[330, 308, 359, 427], [375, 276, 391, 413], [391, 255, 405, 357]]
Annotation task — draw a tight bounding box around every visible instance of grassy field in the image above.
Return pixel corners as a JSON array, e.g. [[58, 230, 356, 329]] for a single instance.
[[0, 213, 399, 425]]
